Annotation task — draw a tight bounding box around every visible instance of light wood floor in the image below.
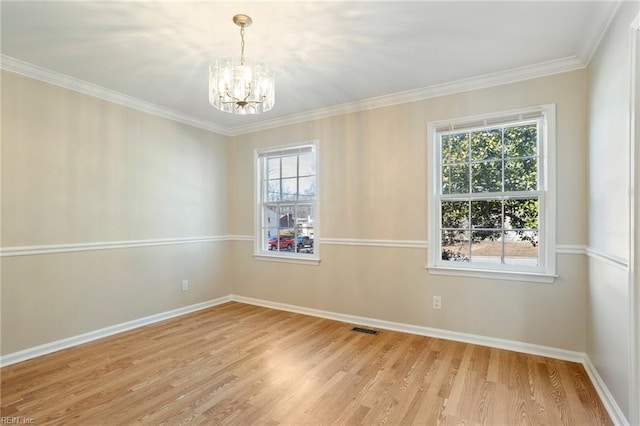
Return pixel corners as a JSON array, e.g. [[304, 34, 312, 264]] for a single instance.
[[1, 302, 611, 425]]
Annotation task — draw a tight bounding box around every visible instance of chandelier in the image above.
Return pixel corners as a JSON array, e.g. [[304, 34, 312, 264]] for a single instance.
[[209, 14, 275, 115]]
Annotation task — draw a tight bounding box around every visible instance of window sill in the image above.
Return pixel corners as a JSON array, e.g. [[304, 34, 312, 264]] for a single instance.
[[254, 253, 321, 266], [425, 265, 557, 283]]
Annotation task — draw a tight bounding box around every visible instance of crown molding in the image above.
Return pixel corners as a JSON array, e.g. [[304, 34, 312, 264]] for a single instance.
[[2, 54, 585, 139], [0, 55, 233, 136], [227, 55, 586, 136], [577, 0, 623, 65]]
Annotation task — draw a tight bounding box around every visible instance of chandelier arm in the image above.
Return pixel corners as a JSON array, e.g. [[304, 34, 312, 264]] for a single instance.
[[218, 90, 267, 107], [222, 91, 241, 104], [241, 90, 267, 105]]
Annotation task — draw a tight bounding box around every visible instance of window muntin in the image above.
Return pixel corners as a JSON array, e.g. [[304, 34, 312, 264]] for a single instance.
[[429, 106, 555, 278], [256, 144, 317, 259]]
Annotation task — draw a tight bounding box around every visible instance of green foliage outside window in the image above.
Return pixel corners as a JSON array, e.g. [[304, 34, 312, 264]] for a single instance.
[[440, 123, 539, 263]]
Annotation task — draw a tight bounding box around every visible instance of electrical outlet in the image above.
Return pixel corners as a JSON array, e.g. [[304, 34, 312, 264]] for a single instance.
[[432, 295, 442, 310], [181, 280, 189, 292]]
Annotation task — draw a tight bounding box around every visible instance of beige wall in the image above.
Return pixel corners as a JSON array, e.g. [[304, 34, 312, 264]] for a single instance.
[[586, 1, 640, 421], [1, 71, 231, 354], [1, 67, 591, 357], [2, 73, 229, 245], [229, 70, 589, 351]]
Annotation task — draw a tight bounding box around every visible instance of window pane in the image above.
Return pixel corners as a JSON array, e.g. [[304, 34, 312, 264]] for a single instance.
[[295, 205, 314, 254], [281, 178, 297, 200], [504, 124, 537, 158], [299, 152, 315, 176], [442, 133, 468, 164], [504, 231, 538, 266], [471, 200, 502, 229], [268, 234, 295, 252], [264, 205, 278, 228], [264, 227, 278, 239], [298, 176, 315, 200], [267, 158, 280, 179], [441, 201, 469, 229], [470, 231, 503, 264], [442, 165, 469, 194], [471, 129, 502, 161], [267, 179, 280, 202], [277, 205, 296, 231], [264, 206, 279, 251], [281, 155, 297, 178], [441, 230, 470, 262], [504, 198, 538, 230], [264, 227, 278, 251], [295, 233, 314, 254], [472, 161, 502, 192], [295, 204, 314, 226], [504, 158, 537, 191]]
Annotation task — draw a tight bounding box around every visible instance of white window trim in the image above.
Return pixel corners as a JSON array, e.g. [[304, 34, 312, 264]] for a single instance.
[[254, 140, 320, 265], [426, 104, 557, 283]]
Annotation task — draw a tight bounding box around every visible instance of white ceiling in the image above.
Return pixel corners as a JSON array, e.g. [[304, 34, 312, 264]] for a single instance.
[[1, 1, 618, 136]]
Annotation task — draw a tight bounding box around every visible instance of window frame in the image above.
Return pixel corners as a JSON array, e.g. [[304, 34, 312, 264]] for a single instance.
[[254, 141, 320, 265], [427, 104, 557, 283]]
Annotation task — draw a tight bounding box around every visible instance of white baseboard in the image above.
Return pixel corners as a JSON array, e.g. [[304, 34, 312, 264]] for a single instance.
[[583, 356, 630, 426], [1, 293, 627, 426], [0, 296, 232, 367], [229, 294, 584, 362]]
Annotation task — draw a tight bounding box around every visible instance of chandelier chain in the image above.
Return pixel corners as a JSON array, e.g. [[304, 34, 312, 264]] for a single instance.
[[240, 26, 245, 65]]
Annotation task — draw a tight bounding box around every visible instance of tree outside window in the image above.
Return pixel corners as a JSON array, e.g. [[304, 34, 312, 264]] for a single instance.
[[428, 105, 556, 280]]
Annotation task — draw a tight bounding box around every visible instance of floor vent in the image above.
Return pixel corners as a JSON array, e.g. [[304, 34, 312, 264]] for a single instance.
[[351, 326, 379, 335]]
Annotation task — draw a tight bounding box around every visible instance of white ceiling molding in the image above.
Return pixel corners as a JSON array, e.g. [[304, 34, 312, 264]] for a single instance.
[[0, 55, 233, 136], [3, 54, 585, 138], [577, 0, 623, 65], [227, 55, 586, 136]]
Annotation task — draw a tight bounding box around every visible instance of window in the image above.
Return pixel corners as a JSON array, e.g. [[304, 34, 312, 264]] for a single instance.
[[255, 143, 318, 263], [427, 105, 556, 282]]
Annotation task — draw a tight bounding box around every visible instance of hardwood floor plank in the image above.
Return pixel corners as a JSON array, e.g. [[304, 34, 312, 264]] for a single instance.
[[1, 302, 612, 425]]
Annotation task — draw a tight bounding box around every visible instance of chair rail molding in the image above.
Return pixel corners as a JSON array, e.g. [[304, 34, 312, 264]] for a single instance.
[[0, 236, 230, 257]]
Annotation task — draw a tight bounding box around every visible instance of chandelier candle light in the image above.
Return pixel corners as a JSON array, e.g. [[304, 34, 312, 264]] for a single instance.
[[209, 14, 275, 114]]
